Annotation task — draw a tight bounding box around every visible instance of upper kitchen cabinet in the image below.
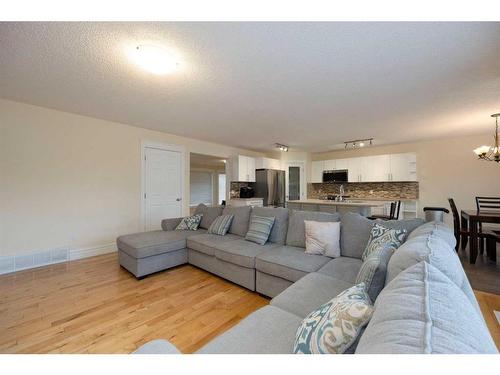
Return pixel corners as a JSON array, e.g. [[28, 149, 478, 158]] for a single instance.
[[389, 153, 417, 181], [334, 158, 349, 171], [232, 155, 256, 182], [311, 160, 324, 183], [362, 154, 391, 182], [347, 157, 362, 182], [323, 159, 336, 170], [255, 157, 282, 170]]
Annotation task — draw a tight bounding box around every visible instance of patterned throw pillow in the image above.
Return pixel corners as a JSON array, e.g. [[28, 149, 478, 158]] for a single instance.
[[356, 245, 394, 302], [362, 223, 406, 261], [175, 214, 203, 231], [207, 214, 234, 235], [245, 215, 276, 245], [293, 283, 374, 354]]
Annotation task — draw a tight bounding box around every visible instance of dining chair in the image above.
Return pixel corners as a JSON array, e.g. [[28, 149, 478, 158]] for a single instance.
[[475, 196, 500, 253], [368, 200, 401, 221], [448, 197, 488, 253]]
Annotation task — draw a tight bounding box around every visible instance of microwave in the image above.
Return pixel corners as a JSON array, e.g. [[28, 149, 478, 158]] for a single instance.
[[322, 169, 348, 183]]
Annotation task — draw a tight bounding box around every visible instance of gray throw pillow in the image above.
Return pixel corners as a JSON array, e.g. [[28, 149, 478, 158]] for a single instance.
[[207, 214, 234, 235], [355, 245, 394, 302], [245, 215, 276, 245]]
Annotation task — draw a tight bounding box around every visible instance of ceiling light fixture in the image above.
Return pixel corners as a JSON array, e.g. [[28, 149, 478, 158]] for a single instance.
[[344, 138, 373, 149], [275, 143, 289, 152], [473, 113, 500, 163], [129, 44, 180, 75]]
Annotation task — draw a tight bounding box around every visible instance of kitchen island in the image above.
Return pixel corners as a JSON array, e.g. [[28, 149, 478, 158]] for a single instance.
[[286, 199, 385, 217]]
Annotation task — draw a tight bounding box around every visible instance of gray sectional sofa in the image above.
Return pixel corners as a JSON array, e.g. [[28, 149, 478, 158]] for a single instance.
[[118, 205, 498, 354]]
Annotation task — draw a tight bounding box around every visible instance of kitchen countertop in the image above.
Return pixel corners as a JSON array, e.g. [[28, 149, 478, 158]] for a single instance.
[[230, 197, 263, 200], [288, 199, 385, 207]]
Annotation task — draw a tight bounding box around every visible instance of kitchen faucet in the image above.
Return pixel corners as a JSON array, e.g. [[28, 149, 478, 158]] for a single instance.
[[338, 184, 345, 201]]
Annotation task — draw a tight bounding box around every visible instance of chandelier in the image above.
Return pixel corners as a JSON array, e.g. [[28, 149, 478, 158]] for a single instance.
[[473, 113, 500, 163]]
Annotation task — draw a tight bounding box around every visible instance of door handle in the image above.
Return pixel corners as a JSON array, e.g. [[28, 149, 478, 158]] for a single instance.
[[176, 198, 182, 201]]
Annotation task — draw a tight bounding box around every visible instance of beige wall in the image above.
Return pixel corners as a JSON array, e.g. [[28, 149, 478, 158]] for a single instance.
[[312, 135, 500, 226], [0, 99, 262, 256]]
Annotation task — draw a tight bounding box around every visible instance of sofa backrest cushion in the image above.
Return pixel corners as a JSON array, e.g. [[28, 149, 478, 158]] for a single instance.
[[386, 230, 481, 314], [286, 210, 340, 248], [222, 206, 252, 237], [407, 221, 456, 248], [340, 212, 424, 259], [195, 204, 224, 230], [355, 262, 497, 354], [251, 207, 289, 244]]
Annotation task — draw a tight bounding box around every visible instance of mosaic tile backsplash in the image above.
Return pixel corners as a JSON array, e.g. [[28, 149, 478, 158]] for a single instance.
[[230, 182, 255, 198], [308, 182, 419, 200]]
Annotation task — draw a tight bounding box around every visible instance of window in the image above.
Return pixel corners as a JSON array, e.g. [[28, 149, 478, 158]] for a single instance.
[[190, 171, 213, 206]]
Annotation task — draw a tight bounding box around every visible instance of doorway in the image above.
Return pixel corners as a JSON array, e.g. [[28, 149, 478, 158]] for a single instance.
[[141, 142, 185, 231], [190, 153, 227, 214]]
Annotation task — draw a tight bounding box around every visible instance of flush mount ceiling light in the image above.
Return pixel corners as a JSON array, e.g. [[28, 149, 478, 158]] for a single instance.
[[473, 113, 500, 163], [129, 44, 180, 75], [344, 138, 373, 149]]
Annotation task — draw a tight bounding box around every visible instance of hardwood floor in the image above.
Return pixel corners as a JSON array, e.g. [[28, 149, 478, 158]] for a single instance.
[[0, 252, 498, 353], [0, 253, 268, 353]]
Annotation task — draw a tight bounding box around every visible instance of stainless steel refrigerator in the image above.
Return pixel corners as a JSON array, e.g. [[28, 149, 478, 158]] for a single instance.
[[254, 169, 285, 207]]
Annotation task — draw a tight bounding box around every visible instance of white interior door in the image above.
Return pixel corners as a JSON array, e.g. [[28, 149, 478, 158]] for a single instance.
[[144, 147, 183, 231]]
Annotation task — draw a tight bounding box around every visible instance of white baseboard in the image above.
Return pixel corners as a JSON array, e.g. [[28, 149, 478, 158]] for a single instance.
[[0, 242, 117, 275]]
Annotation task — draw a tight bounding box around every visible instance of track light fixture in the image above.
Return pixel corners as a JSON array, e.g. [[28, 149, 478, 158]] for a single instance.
[[344, 138, 373, 149], [275, 143, 289, 152]]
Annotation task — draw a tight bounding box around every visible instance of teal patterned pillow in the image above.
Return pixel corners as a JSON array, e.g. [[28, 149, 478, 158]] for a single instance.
[[207, 214, 234, 235], [245, 215, 275, 245], [293, 283, 374, 354], [175, 214, 203, 231], [362, 223, 406, 261]]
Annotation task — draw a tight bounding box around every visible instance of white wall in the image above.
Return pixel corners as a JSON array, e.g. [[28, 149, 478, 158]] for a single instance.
[[312, 135, 500, 226], [0, 99, 262, 256]]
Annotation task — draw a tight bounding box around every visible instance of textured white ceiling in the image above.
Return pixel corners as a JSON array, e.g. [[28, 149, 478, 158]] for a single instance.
[[1, 22, 499, 152]]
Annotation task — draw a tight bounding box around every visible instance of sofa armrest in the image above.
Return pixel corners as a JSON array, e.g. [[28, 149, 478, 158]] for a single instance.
[[133, 339, 181, 354], [161, 217, 183, 231]]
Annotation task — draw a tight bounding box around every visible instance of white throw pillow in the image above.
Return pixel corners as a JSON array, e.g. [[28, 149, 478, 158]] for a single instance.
[[304, 220, 340, 257]]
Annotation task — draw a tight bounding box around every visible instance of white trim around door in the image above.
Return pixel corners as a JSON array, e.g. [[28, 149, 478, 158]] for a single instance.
[[140, 141, 186, 231]]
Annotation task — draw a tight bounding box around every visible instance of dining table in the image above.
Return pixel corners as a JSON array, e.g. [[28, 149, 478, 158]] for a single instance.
[[460, 209, 500, 264]]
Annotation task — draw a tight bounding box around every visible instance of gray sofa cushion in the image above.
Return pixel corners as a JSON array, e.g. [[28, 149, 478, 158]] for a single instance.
[[161, 217, 183, 231], [317, 257, 363, 284], [286, 210, 341, 248], [340, 212, 424, 259], [133, 339, 181, 354], [196, 306, 302, 354], [255, 245, 331, 282], [214, 239, 279, 268], [194, 204, 224, 230], [356, 262, 498, 354], [386, 231, 482, 314], [271, 272, 353, 318], [186, 233, 241, 256], [408, 221, 456, 249], [117, 229, 207, 259], [251, 207, 289, 244], [222, 206, 252, 237]]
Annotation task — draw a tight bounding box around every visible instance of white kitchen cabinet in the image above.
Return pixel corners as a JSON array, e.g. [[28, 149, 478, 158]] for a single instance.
[[362, 154, 391, 182], [311, 161, 324, 183], [334, 159, 349, 171], [255, 157, 282, 170], [233, 155, 256, 182], [389, 153, 417, 181], [348, 158, 362, 182], [324, 159, 336, 170]]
